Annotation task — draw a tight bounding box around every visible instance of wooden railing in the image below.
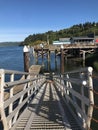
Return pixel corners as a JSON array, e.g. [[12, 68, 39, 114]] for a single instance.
[[0, 69, 46, 130], [53, 67, 94, 130], [0, 67, 94, 130]]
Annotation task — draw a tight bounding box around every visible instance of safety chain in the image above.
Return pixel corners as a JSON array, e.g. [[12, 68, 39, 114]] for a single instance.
[[93, 89, 98, 95], [0, 115, 1, 121], [92, 89, 98, 109], [90, 90, 98, 126], [93, 104, 98, 109], [91, 117, 98, 123], [89, 75, 98, 129], [92, 75, 98, 80]]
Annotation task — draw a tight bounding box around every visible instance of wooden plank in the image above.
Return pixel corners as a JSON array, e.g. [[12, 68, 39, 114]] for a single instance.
[[29, 65, 42, 75], [24, 83, 47, 130], [11, 83, 46, 130], [51, 83, 71, 130]]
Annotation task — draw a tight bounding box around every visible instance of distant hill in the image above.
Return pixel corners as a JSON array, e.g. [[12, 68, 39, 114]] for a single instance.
[[22, 21, 98, 46], [0, 42, 22, 47]]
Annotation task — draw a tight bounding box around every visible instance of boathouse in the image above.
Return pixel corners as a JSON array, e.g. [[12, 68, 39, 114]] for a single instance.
[[71, 37, 94, 45], [53, 38, 71, 45]]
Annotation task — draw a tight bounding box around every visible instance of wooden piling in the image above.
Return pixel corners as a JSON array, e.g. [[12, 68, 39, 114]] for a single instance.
[[23, 46, 30, 72], [48, 50, 50, 61], [61, 48, 64, 74], [80, 50, 86, 67]]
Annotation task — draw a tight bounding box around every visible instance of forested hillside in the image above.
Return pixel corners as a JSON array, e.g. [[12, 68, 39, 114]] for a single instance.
[[22, 22, 98, 46], [0, 42, 21, 47]]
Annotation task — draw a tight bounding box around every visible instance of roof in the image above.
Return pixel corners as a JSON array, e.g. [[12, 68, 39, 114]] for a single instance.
[[53, 40, 71, 45], [72, 37, 94, 40], [59, 38, 70, 42]]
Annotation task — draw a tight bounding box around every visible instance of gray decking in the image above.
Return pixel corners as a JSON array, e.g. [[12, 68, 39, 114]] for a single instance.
[[12, 80, 81, 130]]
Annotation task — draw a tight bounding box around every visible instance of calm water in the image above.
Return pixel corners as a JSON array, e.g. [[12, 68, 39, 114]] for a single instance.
[[0, 46, 61, 72], [0, 46, 82, 72], [0, 46, 24, 71]]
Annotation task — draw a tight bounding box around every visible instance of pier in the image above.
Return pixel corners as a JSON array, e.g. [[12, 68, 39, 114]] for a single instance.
[[34, 44, 98, 58]]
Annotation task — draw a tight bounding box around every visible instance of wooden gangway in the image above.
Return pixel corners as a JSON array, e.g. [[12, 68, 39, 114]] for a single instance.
[[0, 67, 94, 130]]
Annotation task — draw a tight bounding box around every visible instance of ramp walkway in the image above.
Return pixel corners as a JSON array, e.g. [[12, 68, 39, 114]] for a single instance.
[[0, 67, 94, 130], [12, 80, 81, 130]]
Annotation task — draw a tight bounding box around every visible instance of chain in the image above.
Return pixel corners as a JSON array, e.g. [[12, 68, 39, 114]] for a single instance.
[[91, 117, 98, 123], [93, 89, 98, 95]]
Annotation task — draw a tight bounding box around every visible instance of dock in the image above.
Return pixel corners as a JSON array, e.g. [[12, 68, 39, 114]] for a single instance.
[[34, 44, 98, 58]]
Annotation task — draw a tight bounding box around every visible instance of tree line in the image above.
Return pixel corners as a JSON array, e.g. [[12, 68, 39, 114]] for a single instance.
[[22, 22, 98, 46]]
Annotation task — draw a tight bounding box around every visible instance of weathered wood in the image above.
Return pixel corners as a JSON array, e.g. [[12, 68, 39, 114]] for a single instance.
[[0, 69, 46, 130], [34, 45, 98, 67], [0, 67, 94, 130], [13, 81, 73, 130], [86, 67, 94, 129], [61, 48, 64, 74], [29, 65, 41, 75], [53, 67, 94, 129], [23, 46, 30, 72]]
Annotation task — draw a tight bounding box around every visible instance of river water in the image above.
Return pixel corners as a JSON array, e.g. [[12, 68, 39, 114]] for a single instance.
[[0, 46, 82, 72], [0, 46, 24, 71], [0, 46, 60, 72]]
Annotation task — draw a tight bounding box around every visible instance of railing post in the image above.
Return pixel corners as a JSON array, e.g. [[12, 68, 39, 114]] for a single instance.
[[9, 73, 14, 128], [66, 74, 70, 96], [87, 67, 94, 129], [27, 74, 31, 96], [83, 51, 85, 67], [61, 75, 64, 96], [80, 72, 86, 128], [0, 69, 8, 130]]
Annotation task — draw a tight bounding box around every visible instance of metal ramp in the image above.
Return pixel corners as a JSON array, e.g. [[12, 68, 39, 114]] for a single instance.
[[12, 81, 81, 130]]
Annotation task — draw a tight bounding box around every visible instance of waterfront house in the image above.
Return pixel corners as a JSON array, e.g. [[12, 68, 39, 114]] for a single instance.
[[71, 37, 94, 45], [53, 38, 71, 45]]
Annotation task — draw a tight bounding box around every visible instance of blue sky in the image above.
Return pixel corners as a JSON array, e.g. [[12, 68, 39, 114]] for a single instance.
[[0, 0, 98, 42]]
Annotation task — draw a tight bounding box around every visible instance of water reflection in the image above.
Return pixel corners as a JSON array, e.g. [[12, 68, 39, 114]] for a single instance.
[[31, 52, 82, 74]]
